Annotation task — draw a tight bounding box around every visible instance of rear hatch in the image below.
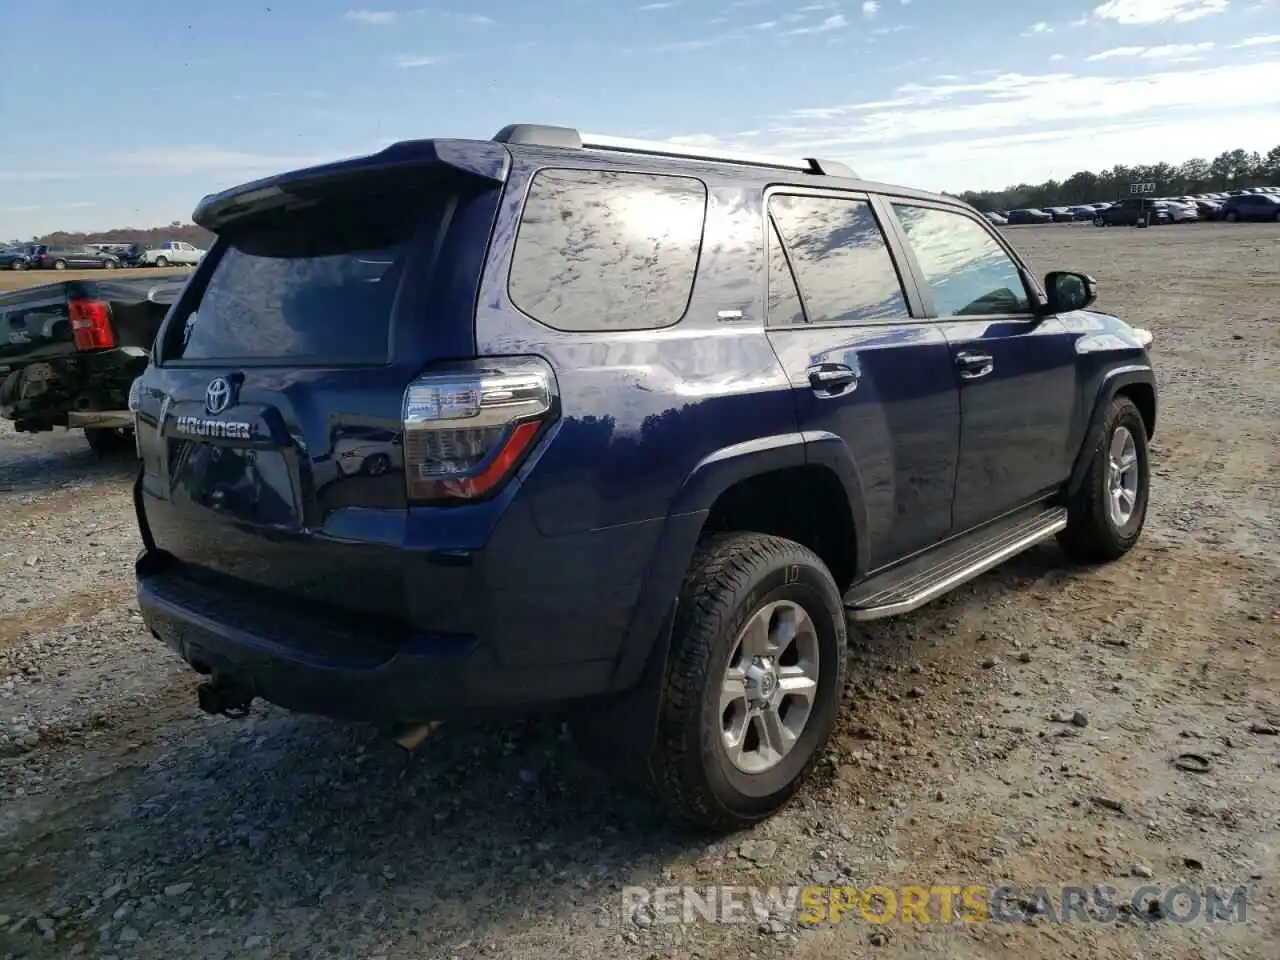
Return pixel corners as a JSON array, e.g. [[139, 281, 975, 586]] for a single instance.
[[134, 142, 508, 619]]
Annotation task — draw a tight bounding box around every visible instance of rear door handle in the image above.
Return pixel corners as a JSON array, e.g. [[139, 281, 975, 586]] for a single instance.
[[955, 352, 994, 379], [807, 364, 858, 395]]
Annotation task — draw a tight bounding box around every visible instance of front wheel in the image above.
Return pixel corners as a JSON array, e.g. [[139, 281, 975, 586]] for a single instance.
[[53, 259, 67, 270], [1059, 396, 1150, 564], [154, 256, 168, 267], [646, 533, 847, 830]]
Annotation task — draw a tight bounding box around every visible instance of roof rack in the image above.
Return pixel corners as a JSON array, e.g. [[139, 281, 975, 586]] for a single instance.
[[491, 123, 858, 179]]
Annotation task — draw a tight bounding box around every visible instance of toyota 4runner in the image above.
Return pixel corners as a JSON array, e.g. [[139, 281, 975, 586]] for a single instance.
[[130, 123, 1157, 830]]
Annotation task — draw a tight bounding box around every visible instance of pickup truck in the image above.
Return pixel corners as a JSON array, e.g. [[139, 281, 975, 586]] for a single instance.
[[0, 276, 182, 453], [139, 241, 205, 267]]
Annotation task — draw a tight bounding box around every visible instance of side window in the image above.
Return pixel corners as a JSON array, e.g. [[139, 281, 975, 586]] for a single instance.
[[768, 195, 910, 325], [891, 204, 1031, 317], [508, 168, 707, 332], [766, 217, 806, 327]]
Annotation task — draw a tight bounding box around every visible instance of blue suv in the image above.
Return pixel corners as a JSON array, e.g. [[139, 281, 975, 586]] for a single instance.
[[130, 123, 1157, 829]]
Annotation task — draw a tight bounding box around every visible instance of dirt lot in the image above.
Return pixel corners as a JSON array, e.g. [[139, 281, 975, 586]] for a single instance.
[[0, 267, 190, 294], [1, 222, 1277, 960]]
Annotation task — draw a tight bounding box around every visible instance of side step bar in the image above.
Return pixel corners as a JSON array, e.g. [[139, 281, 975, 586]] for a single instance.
[[845, 507, 1068, 621]]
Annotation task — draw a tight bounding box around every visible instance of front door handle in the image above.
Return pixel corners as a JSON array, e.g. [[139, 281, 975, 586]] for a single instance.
[[955, 352, 994, 379], [807, 364, 858, 395]]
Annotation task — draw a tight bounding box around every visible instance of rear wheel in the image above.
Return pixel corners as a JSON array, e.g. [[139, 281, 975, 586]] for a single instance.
[[1226, 211, 1238, 222], [84, 427, 133, 456], [1059, 396, 1150, 564], [154, 256, 169, 267], [644, 533, 847, 830], [103, 259, 116, 270], [53, 259, 67, 270], [11, 260, 25, 270]]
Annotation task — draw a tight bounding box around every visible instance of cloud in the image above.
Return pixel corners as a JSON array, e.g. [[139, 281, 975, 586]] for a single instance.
[[105, 146, 345, 175], [667, 59, 1280, 175], [638, 1, 679, 8], [0, 170, 81, 183], [786, 13, 848, 34], [393, 54, 449, 67], [1086, 41, 1214, 59], [1024, 21, 1054, 34], [862, 1, 880, 16], [1092, 0, 1229, 25], [344, 9, 397, 25], [1232, 34, 1280, 46], [652, 32, 742, 51], [1050, 53, 1067, 60]]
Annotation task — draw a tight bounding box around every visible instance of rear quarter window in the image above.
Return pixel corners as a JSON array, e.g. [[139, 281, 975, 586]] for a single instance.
[[508, 168, 707, 332]]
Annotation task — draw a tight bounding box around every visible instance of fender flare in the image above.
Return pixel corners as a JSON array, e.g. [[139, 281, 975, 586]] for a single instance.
[[611, 431, 869, 690], [1067, 363, 1156, 497]]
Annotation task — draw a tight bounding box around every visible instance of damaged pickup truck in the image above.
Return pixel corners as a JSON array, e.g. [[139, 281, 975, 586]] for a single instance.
[[0, 276, 183, 453]]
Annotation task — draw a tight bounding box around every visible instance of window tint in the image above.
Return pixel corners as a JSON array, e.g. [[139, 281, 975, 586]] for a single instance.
[[891, 205, 1030, 317], [509, 168, 706, 332], [768, 195, 908, 325], [169, 193, 431, 363], [767, 217, 806, 327]]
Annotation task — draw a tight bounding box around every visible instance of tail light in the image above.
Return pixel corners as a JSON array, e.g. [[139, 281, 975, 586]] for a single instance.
[[402, 357, 557, 504], [68, 299, 115, 351]]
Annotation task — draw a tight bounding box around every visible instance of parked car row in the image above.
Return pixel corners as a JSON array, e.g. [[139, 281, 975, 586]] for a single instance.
[[985, 186, 1280, 227], [0, 239, 206, 271]]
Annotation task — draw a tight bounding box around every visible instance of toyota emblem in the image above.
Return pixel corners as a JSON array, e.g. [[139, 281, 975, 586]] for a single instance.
[[205, 377, 232, 415]]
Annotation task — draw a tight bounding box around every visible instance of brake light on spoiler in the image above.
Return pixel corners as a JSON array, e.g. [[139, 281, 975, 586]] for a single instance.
[[402, 357, 557, 504], [68, 299, 115, 351]]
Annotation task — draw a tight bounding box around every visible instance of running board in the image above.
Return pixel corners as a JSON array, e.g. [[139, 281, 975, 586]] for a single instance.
[[845, 507, 1068, 621]]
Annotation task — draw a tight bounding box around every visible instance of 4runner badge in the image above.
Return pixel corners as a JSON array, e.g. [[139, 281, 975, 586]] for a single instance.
[[172, 377, 254, 440]]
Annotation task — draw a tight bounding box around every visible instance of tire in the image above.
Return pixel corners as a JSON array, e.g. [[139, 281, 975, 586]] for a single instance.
[[53, 259, 67, 270], [1226, 211, 1238, 222], [103, 259, 116, 270], [11, 260, 25, 270], [1058, 396, 1150, 564], [84, 427, 132, 456], [154, 256, 169, 267], [645, 532, 847, 830]]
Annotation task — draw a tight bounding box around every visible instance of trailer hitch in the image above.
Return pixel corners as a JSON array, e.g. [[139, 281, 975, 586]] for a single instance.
[[196, 677, 253, 719]]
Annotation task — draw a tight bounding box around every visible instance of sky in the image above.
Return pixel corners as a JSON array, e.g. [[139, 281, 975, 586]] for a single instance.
[[1, 0, 1279, 238]]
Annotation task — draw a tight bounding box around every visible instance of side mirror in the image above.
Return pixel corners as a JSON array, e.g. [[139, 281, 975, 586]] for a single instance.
[[1044, 270, 1097, 313]]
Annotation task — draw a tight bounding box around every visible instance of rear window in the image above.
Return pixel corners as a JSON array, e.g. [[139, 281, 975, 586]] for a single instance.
[[167, 196, 425, 364]]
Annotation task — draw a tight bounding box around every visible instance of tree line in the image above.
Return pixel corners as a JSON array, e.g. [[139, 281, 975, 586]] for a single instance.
[[7, 221, 214, 249], [954, 146, 1280, 213]]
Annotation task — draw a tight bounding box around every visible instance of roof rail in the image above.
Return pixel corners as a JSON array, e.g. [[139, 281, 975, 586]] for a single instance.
[[490, 124, 858, 179]]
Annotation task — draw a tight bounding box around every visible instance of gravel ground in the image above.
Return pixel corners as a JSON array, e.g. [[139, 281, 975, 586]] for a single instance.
[[1, 222, 1278, 960]]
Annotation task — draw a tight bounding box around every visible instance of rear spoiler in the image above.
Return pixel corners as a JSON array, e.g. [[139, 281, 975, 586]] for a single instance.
[[193, 138, 512, 232]]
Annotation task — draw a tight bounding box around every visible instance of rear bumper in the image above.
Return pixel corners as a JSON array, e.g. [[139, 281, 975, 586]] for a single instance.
[[138, 563, 620, 723], [134, 500, 705, 724]]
